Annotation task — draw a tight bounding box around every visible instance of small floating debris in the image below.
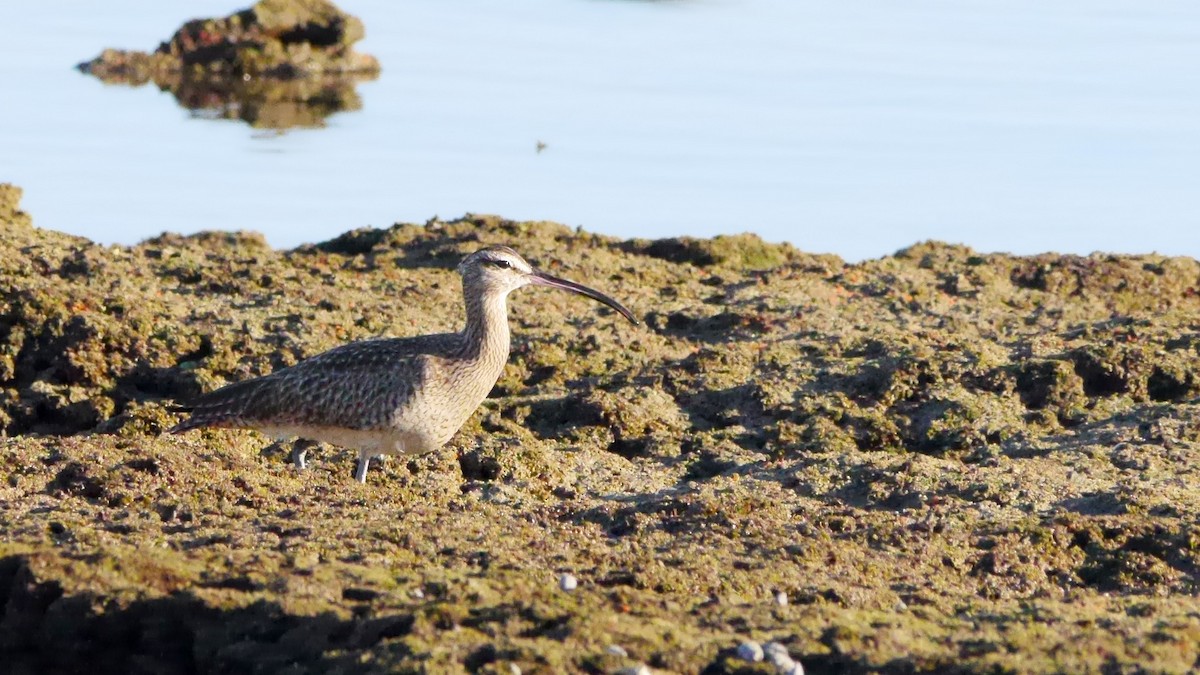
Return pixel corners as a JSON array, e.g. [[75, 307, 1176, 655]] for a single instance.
[[558, 572, 578, 592]]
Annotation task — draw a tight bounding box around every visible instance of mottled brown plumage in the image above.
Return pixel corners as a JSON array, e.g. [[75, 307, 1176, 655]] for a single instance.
[[170, 245, 637, 482]]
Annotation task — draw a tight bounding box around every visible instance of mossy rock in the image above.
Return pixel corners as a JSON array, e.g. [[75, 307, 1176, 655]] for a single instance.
[[623, 233, 797, 269]]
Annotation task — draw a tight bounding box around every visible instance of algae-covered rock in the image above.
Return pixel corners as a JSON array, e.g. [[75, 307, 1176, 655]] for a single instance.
[[2, 187, 1200, 672], [622, 232, 803, 270], [0, 184, 32, 229], [76, 0, 379, 129]]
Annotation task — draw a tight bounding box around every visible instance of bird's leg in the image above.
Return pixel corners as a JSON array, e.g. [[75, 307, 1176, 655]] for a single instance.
[[291, 439, 318, 470], [354, 451, 371, 483]]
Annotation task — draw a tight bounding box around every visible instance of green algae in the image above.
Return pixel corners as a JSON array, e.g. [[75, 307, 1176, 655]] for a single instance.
[[2, 184, 1200, 672]]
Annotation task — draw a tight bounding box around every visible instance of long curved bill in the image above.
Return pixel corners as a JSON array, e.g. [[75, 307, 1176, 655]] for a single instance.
[[531, 270, 639, 325]]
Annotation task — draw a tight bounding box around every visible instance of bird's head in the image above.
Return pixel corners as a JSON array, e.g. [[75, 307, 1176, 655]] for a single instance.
[[457, 245, 638, 324]]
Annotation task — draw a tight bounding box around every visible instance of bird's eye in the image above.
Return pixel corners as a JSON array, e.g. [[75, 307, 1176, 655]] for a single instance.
[[489, 259, 513, 269]]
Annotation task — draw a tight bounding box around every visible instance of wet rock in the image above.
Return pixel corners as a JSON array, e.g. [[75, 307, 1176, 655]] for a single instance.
[[76, 0, 380, 129]]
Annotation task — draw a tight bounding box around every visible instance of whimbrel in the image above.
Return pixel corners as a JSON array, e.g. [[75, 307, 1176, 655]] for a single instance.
[[169, 245, 638, 482]]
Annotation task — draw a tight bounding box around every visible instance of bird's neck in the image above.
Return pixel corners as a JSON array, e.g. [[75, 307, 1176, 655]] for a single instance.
[[462, 288, 511, 365]]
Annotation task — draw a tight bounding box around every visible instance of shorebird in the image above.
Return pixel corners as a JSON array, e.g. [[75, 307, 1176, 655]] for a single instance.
[[169, 245, 637, 482]]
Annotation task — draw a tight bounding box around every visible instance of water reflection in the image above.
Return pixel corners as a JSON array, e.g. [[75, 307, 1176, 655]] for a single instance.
[[75, 0, 379, 130]]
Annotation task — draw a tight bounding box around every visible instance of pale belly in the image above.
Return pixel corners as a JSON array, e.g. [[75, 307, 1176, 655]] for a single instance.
[[257, 425, 440, 456], [253, 368, 496, 458]]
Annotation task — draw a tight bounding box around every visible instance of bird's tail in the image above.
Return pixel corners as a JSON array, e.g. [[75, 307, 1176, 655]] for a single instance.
[[166, 377, 272, 434]]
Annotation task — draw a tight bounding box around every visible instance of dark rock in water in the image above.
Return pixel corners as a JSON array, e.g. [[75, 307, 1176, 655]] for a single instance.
[[76, 0, 380, 129]]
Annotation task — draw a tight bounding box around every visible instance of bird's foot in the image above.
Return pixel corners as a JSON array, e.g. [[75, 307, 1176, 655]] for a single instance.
[[354, 454, 370, 483]]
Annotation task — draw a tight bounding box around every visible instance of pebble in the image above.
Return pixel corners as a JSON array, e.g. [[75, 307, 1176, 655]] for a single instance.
[[558, 572, 578, 592], [762, 642, 804, 675], [763, 642, 790, 664], [735, 641, 764, 662], [605, 645, 629, 657], [507, 664, 522, 675], [615, 666, 651, 675], [409, 588, 425, 600], [774, 590, 788, 607]]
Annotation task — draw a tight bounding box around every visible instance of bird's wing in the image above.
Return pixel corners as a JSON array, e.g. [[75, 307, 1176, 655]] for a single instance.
[[170, 336, 449, 433]]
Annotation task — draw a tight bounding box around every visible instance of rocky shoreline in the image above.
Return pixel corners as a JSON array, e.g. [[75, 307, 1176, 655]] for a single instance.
[[2, 183, 1198, 672]]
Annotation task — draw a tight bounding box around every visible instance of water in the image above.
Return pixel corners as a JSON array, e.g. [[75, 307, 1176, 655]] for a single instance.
[[1, 1, 1198, 261]]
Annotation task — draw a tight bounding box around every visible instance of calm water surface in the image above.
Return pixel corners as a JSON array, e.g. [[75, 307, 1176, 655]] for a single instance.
[[1, 1, 1198, 260]]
